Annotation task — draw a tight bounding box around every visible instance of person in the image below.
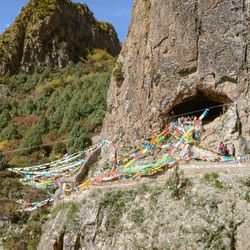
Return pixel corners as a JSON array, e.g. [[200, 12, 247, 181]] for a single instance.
[[114, 148, 118, 167], [178, 117, 181, 126], [232, 144, 236, 157], [224, 144, 229, 157], [219, 141, 224, 155]]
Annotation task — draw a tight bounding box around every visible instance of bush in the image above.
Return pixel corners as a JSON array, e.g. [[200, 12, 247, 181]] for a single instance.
[[0, 99, 11, 113], [240, 177, 250, 187], [166, 165, 192, 199], [18, 98, 36, 115], [67, 122, 91, 153], [131, 207, 145, 225], [0, 110, 11, 129], [113, 62, 124, 86], [0, 122, 20, 140], [203, 172, 219, 182], [36, 115, 48, 134], [0, 151, 9, 170], [203, 172, 224, 189], [53, 142, 66, 155], [19, 126, 43, 155]]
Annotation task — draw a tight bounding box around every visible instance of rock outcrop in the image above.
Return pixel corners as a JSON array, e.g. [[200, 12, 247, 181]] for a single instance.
[[102, 0, 249, 154], [38, 166, 250, 249], [0, 0, 120, 75]]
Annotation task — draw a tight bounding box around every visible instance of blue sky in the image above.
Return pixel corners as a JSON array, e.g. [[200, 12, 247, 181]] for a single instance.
[[0, 0, 133, 41]]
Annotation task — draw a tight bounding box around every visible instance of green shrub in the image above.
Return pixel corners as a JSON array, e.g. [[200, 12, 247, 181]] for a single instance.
[[0, 99, 11, 113], [66, 122, 91, 153], [18, 98, 36, 115], [19, 126, 43, 155], [240, 177, 250, 187], [0, 110, 11, 129], [98, 191, 127, 236], [0, 122, 20, 140], [113, 62, 124, 86], [203, 172, 219, 182], [53, 142, 66, 155], [203, 172, 224, 189], [0, 151, 9, 170], [131, 207, 145, 225], [166, 165, 192, 199], [36, 115, 48, 134], [49, 104, 66, 130]]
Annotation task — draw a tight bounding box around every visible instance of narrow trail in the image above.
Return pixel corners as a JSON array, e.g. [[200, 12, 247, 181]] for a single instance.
[[63, 161, 250, 202]]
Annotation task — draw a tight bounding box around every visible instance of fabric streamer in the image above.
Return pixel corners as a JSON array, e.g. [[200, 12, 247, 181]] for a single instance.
[[16, 109, 247, 212]]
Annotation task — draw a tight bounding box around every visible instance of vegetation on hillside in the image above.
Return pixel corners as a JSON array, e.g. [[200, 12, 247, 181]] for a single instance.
[[0, 49, 116, 166], [0, 49, 116, 249]]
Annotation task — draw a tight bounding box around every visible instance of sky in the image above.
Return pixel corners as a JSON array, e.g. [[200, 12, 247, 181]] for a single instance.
[[0, 0, 133, 41]]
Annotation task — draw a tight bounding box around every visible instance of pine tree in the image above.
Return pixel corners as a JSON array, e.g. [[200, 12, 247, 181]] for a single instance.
[[0, 151, 9, 170]]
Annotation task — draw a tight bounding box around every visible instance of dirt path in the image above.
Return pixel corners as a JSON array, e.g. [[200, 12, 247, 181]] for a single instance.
[[62, 161, 250, 202]]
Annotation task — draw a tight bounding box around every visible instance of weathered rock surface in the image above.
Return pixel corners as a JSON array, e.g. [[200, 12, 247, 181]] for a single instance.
[[38, 166, 250, 250], [0, 0, 120, 75], [102, 0, 249, 154]]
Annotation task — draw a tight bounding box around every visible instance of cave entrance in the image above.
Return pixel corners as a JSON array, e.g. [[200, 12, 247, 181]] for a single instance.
[[170, 91, 230, 124]]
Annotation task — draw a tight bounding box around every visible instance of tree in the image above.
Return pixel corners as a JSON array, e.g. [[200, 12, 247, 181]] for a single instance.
[[0, 99, 11, 113], [19, 126, 43, 155], [0, 122, 20, 140], [0, 151, 9, 170], [36, 115, 48, 134], [67, 122, 91, 153], [18, 98, 35, 115], [0, 110, 11, 130]]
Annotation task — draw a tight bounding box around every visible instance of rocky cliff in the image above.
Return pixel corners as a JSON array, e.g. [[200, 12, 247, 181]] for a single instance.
[[102, 0, 250, 154], [38, 165, 250, 249], [0, 0, 120, 75]]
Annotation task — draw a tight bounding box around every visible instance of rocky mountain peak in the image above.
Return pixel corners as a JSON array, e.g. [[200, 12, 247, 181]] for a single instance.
[[0, 0, 120, 75]]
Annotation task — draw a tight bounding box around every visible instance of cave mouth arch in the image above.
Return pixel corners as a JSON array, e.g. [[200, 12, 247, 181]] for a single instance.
[[169, 91, 231, 124]]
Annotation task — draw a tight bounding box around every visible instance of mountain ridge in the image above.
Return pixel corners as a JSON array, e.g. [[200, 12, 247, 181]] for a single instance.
[[0, 0, 120, 75]]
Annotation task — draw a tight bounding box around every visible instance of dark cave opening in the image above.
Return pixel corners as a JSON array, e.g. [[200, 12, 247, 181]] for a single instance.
[[169, 91, 231, 124]]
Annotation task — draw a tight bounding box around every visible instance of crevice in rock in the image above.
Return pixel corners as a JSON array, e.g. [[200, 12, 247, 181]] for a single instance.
[[244, 43, 248, 72], [209, 0, 223, 11], [235, 104, 242, 136], [195, 0, 201, 69], [147, 88, 151, 99], [54, 228, 65, 250], [215, 75, 238, 86], [242, 0, 246, 13], [227, 202, 244, 250], [153, 36, 168, 49], [93, 206, 102, 243], [178, 66, 197, 77], [74, 234, 81, 250], [244, 0, 249, 73]]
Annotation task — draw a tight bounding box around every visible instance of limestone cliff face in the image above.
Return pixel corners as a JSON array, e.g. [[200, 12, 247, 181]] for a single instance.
[[0, 0, 120, 75], [38, 168, 250, 249], [102, 0, 250, 153]]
